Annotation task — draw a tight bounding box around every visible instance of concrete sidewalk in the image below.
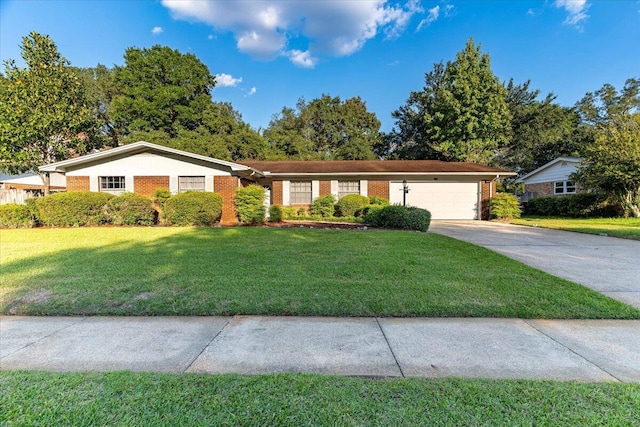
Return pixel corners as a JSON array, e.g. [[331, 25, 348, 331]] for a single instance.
[[2, 316, 639, 382]]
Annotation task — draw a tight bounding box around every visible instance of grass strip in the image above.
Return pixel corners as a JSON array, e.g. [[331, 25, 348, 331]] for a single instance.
[[1, 371, 639, 426], [512, 217, 640, 240], [1, 227, 638, 318]]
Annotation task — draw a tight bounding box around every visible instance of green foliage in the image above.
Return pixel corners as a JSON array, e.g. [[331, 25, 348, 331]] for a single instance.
[[163, 192, 223, 226], [281, 207, 299, 220], [311, 194, 336, 217], [336, 194, 369, 217], [264, 95, 380, 160], [297, 207, 308, 217], [490, 193, 521, 220], [574, 113, 640, 217], [268, 205, 283, 222], [104, 193, 157, 226], [35, 192, 113, 226], [235, 185, 266, 224], [364, 205, 431, 232], [0, 203, 35, 228], [383, 38, 510, 164], [369, 196, 389, 206], [524, 193, 618, 218], [0, 32, 101, 176], [153, 188, 171, 206]]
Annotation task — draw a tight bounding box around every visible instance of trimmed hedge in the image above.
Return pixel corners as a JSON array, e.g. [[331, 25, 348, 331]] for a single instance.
[[364, 205, 431, 232], [311, 195, 336, 218], [235, 185, 266, 224], [524, 193, 619, 218], [0, 203, 35, 228], [490, 193, 521, 220], [36, 191, 114, 226], [164, 192, 223, 226], [104, 193, 158, 226], [336, 194, 369, 217]]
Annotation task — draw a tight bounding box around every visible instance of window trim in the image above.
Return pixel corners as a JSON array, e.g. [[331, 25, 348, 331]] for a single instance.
[[338, 180, 360, 199], [100, 176, 126, 193], [554, 180, 576, 195]]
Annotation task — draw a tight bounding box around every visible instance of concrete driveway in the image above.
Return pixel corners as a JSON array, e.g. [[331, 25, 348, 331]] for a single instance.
[[430, 221, 640, 309]]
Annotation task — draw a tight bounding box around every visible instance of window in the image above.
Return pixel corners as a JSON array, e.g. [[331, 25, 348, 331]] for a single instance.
[[554, 181, 576, 195], [338, 181, 360, 198], [290, 181, 311, 204], [179, 176, 205, 192], [100, 176, 125, 193]]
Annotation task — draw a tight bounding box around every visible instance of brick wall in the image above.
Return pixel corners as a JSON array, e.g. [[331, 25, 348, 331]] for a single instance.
[[319, 180, 331, 196], [214, 176, 239, 225], [133, 176, 169, 197], [525, 182, 554, 197], [368, 180, 389, 201], [480, 181, 496, 220], [66, 176, 90, 191], [271, 180, 283, 206]]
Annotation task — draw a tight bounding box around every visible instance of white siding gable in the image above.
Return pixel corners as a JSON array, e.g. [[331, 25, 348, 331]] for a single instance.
[[65, 152, 233, 177], [521, 160, 579, 184]]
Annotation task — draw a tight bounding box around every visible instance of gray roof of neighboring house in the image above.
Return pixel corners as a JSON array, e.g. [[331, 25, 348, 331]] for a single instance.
[[516, 157, 582, 183]]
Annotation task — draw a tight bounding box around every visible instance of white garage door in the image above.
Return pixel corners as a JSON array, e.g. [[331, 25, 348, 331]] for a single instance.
[[389, 181, 479, 220]]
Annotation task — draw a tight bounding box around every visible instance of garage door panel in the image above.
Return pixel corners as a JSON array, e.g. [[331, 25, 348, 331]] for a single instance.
[[389, 181, 478, 220]]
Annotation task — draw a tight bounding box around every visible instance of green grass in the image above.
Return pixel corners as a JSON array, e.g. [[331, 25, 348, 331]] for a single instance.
[[1, 371, 639, 426], [1, 227, 638, 318], [511, 217, 640, 240]]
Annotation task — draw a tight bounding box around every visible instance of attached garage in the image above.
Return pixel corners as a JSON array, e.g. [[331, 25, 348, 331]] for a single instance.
[[389, 181, 479, 220]]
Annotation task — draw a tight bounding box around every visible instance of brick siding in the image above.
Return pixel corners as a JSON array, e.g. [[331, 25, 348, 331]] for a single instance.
[[367, 180, 389, 201], [271, 180, 283, 206], [133, 176, 169, 197], [524, 182, 554, 197], [66, 176, 90, 191], [480, 181, 496, 220], [214, 176, 239, 225]]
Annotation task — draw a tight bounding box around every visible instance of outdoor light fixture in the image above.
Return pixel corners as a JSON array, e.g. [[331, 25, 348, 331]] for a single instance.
[[402, 179, 410, 207]]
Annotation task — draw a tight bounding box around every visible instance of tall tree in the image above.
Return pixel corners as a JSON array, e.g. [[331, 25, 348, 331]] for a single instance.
[[383, 39, 511, 164], [497, 79, 581, 174], [264, 95, 380, 160], [0, 32, 99, 192], [111, 45, 216, 139]]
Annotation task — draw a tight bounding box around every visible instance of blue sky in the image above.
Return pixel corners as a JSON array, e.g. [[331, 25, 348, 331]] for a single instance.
[[1, 0, 639, 132]]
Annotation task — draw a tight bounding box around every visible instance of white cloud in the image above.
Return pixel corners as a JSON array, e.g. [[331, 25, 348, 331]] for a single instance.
[[151, 26, 164, 35], [161, 0, 427, 66], [555, 0, 590, 28], [286, 49, 318, 68], [248, 87, 257, 96], [215, 73, 243, 87], [417, 5, 439, 31], [208, 34, 215, 40]]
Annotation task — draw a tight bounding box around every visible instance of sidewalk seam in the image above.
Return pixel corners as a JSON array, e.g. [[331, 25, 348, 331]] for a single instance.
[[375, 318, 404, 378], [522, 320, 623, 383], [0, 316, 88, 361], [183, 316, 233, 372]]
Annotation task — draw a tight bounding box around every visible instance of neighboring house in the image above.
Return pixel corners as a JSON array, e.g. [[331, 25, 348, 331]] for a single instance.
[[516, 157, 582, 201], [39, 141, 516, 223], [0, 172, 66, 191]]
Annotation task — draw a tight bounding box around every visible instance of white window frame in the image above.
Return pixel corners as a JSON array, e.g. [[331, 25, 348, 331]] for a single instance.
[[178, 176, 206, 192], [554, 181, 576, 195], [338, 181, 360, 198], [100, 176, 126, 194], [290, 181, 312, 204]]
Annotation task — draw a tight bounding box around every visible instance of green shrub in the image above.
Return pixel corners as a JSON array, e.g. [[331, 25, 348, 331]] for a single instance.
[[524, 193, 618, 218], [235, 185, 266, 224], [364, 205, 431, 232], [297, 207, 308, 217], [490, 193, 521, 220], [369, 196, 389, 206], [164, 192, 223, 226], [105, 193, 158, 226], [36, 191, 113, 226], [311, 195, 336, 217], [153, 188, 171, 206], [282, 207, 298, 220], [336, 194, 369, 217], [269, 205, 283, 222], [0, 203, 35, 228]]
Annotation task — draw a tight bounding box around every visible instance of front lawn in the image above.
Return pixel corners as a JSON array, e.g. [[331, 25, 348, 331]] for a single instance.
[[1, 227, 638, 318], [512, 217, 640, 240], [2, 371, 639, 426]]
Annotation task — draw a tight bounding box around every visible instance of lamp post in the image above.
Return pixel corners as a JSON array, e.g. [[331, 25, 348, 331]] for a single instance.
[[402, 179, 410, 207]]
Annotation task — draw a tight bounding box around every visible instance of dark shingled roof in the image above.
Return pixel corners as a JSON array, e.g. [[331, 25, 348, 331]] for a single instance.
[[241, 160, 514, 174]]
